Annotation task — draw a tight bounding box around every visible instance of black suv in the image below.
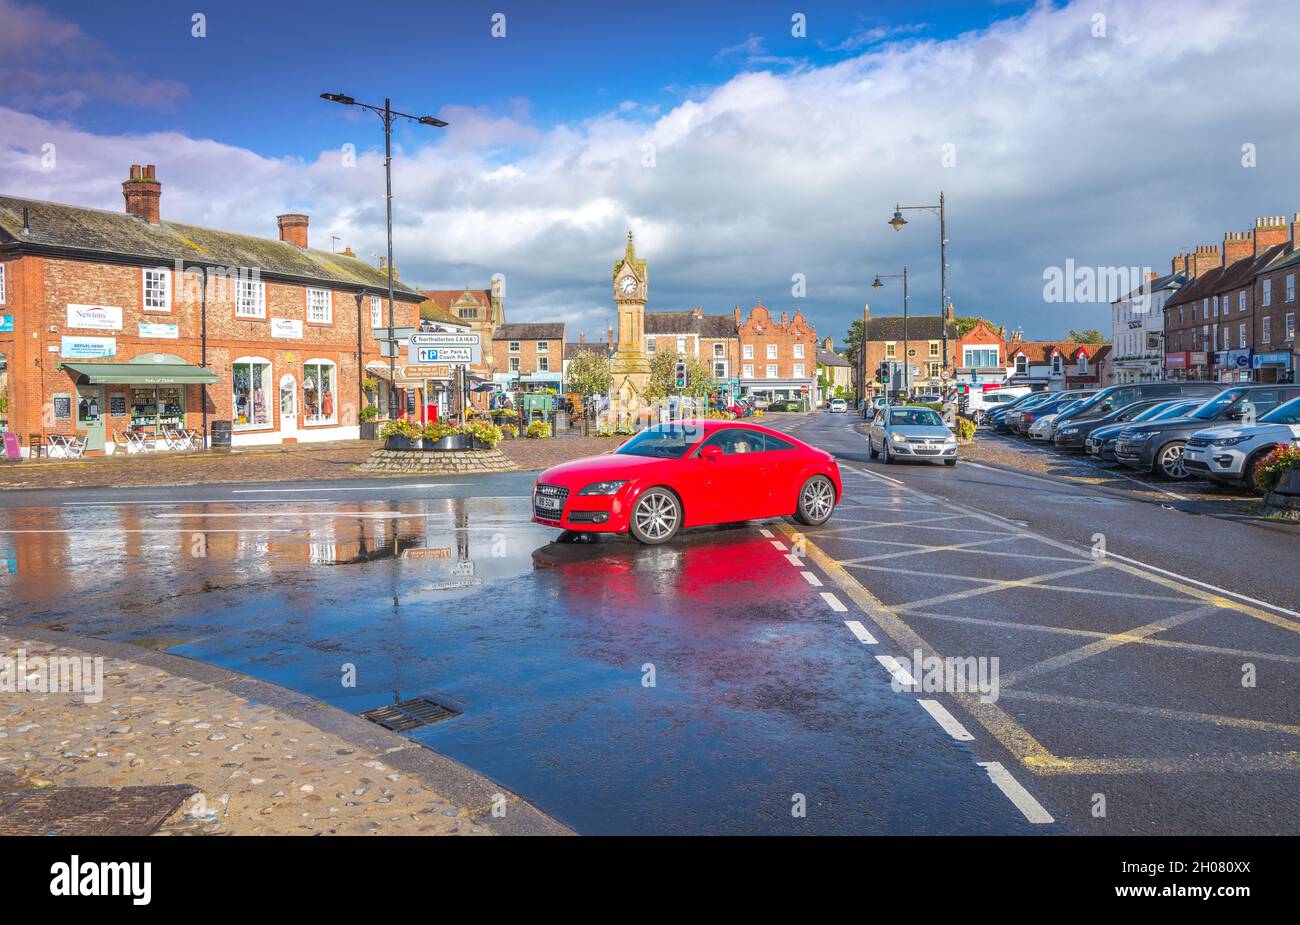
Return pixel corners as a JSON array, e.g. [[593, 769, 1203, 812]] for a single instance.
[[1114, 385, 1300, 479]]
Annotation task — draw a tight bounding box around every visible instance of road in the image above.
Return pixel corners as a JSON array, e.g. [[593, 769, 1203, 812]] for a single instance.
[[2, 414, 1298, 834]]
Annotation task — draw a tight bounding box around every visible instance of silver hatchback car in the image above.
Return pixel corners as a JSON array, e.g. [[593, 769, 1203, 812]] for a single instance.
[[866, 405, 958, 466]]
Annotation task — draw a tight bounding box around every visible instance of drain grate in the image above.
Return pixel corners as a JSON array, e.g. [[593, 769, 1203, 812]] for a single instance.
[[0, 784, 197, 836], [361, 697, 459, 731]]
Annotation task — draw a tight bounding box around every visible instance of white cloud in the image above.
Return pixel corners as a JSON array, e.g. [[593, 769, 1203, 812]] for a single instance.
[[2, 0, 1296, 343]]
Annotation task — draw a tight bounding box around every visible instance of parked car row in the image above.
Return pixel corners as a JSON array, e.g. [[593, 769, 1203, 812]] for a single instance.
[[987, 381, 1300, 488]]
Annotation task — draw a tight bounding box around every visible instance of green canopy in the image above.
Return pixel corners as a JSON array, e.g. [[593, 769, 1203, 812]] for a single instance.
[[61, 362, 220, 386]]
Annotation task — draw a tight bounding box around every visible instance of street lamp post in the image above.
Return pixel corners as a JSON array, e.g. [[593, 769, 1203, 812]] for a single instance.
[[321, 92, 447, 421], [872, 267, 909, 396], [889, 192, 947, 382]]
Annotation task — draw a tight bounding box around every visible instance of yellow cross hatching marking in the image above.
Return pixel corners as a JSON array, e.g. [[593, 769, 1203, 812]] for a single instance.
[[842, 535, 1025, 563], [782, 471, 1300, 779]]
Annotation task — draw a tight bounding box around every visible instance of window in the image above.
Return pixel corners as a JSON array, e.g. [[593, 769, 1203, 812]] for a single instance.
[[307, 288, 332, 324], [236, 278, 266, 318], [927, 362, 941, 378], [537, 340, 548, 352], [1239, 291, 1247, 312], [143, 267, 171, 311], [766, 344, 778, 359], [1263, 279, 1273, 307], [1285, 313, 1295, 340], [964, 347, 999, 367], [232, 358, 272, 430], [1077, 354, 1087, 374], [676, 336, 687, 353], [793, 343, 804, 359], [1262, 316, 1271, 344], [459, 307, 477, 319], [1015, 355, 1028, 375], [1287, 274, 1296, 303], [538, 356, 549, 372], [1223, 327, 1230, 349], [646, 337, 656, 354], [742, 363, 754, 378], [743, 344, 754, 359], [303, 360, 336, 424], [713, 361, 726, 378], [713, 342, 724, 358], [1051, 355, 1063, 375], [509, 341, 520, 353], [370, 296, 383, 329], [1239, 323, 1247, 348], [766, 364, 777, 378], [885, 342, 897, 358], [793, 363, 805, 378], [929, 341, 939, 357], [509, 356, 520, 372], [1202, 297, 1208, 316]]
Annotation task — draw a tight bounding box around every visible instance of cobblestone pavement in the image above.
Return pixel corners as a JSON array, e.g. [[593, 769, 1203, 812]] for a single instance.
[[0, 435, 622, 491], [0, 633, 492, 835]]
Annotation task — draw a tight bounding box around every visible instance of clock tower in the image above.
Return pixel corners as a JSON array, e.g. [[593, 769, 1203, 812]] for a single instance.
[[609, 230, 651, 415]]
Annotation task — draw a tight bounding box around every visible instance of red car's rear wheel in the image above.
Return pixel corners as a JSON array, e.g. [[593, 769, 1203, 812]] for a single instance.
[[629, 488, 681, 544]]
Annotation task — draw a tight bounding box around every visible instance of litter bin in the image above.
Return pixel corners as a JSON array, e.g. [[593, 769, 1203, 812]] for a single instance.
[[209, 420, 232, 450]]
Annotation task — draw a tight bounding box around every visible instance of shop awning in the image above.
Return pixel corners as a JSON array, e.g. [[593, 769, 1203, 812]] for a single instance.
[[61, 361, 220, 386]]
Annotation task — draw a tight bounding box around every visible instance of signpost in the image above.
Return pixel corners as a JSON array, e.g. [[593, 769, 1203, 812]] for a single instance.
[[408, 333, 481, 366]]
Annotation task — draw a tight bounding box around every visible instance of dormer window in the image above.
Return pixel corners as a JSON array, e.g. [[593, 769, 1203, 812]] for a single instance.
[[1015, 355, 1028, 375], [1051, 354, 1063, 375]]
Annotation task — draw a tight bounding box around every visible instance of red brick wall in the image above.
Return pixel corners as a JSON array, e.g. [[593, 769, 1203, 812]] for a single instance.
[[492, 337, 564, 377], [737, 305, 818, 381]]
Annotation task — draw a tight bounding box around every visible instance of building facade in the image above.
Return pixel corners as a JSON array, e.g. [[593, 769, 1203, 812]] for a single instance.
[[855, 303, 959, 396], [490, 322, 566, 392], [736, 303, 818, 401], [1110, 270, 1183, 383], [646, 307, 742, 397], [0, 165, 424, 454]]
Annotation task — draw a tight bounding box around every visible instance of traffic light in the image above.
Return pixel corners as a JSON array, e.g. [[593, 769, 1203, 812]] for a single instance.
[[674, 361, 689, 390], [877, 360, 892, 384]]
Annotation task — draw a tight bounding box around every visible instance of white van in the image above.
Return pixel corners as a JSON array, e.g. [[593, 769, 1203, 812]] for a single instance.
[[966, 387, 1031, 422]]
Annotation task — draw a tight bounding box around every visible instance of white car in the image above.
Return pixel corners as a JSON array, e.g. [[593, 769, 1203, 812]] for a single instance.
[[967, 387, 1032, 423], [1028, 413, 1059, 440], [829, 398, 848, 413], [1183, 395, 1300, 488]]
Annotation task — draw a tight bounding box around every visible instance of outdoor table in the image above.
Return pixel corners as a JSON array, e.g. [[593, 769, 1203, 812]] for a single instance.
[[122, 430, 156, 453], [47, 435, 86, 459]]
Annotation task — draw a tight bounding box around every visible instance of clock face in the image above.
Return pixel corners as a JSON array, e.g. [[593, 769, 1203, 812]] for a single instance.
[[618, 275, 638, 295]]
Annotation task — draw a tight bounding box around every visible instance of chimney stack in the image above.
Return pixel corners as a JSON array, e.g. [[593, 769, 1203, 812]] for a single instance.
[[863, 303, 870, 321], [780, 311, 789, 325], [122, 164, 161, 224], [733, 306, 741, 325], [277, 213, 309, 249], [607, 324, 614, 344], [1189, 245, 1220, 278], [579, 331, 586, 345], [1253, 215, 1289, 256], [691, 306, 703, 320], [1223, 231, 1252, 267]]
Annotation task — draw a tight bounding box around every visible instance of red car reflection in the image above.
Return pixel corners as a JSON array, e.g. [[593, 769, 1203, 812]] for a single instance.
[[532, 420, 842, 544]]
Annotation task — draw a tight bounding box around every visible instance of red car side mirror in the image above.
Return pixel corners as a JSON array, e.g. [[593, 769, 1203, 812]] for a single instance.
[[700, 445, 723, 462]]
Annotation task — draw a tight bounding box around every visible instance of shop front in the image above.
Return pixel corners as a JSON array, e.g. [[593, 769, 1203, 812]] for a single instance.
[[1253, 351, 1295, 384], [1164, 351, 1209, 381]]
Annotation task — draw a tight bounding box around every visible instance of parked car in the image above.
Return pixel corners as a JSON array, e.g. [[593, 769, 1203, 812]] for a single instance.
[[967, 387, 1032, 423], [767, 399, 804, 412], [828, 398, 848, 413], [1009, 390, 1097, 435], [912, 392, 944, 405], [865, 405, 959, 466], [1049, 381, 1228, 433], [1053, 398, 1174, 450], [988, 391, 1050, 431], [1085, 400, 1203, 462], [1114, 385, 1300, 479], [1183, 395, 1300, 488], [531, 420, 842, 544]]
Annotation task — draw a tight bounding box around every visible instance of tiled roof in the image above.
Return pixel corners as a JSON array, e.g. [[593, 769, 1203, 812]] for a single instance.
[[865, 314, 958, 342], [1166, 245, 1287, 308], [421, 288, 491, 309], [645, 310, 738, 339], [1008, 340, 1107, 363], [816, 348, 849, 367], [564, 341, 614, 360], [493, 322, 565, 341], [0, 194, 423, 297], [418, 299, 463, 326], [1115, 271, 1186, 303]]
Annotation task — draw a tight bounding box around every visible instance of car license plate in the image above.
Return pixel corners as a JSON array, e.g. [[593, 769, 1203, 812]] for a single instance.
[[536, 495, 561, 511]]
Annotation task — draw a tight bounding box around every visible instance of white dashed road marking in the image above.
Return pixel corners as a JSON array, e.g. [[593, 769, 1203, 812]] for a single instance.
[[876, 655, 917, 687], [977, 762, 1055, 824], [784, 553, 802, 566], [801, 571, 823, 587], [820, 591, 847, 612], [770, 540, 787, 551], [844, 620, 878, 644], [918, 699, 975, 741], [758, 527, 774, 538]]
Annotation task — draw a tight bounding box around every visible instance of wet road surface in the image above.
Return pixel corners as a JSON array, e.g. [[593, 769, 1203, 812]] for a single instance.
[[1, 472, 1035, 835]]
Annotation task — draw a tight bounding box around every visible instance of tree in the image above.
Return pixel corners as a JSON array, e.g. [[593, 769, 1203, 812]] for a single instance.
[[565, 349, 612, 435], [842, 318, 865, 364], [1068, 328, 1107, 344], [643, 351, 717, 403], [954, 316, 1004, 338]]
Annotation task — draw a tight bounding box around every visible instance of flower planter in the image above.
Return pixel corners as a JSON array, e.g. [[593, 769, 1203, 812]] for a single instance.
[[1275, 469, 1300, 496], [384, 436, 422, 451], [360, 421, 378, 440], [427, 435, 468, 451]]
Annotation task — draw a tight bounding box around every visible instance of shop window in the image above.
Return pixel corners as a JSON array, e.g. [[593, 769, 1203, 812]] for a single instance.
[[129, 386, 183, 431], [233, 358, 272, 429], [143, 267, 171, 312], [303, 360, 337, 424]]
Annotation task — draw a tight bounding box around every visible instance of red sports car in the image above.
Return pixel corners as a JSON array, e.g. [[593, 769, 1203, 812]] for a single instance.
[[531, 420, 842, 544]]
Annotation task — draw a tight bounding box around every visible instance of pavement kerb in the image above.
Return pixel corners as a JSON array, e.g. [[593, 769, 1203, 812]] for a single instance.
[[7, 625, 573, 836]]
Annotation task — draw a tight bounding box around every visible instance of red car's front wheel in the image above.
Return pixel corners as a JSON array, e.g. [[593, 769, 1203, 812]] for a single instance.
[[794, 476, 836, 526], [629, 488, 682, 545]]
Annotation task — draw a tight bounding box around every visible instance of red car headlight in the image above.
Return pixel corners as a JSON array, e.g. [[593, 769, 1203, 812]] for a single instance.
[[577, 480, 628, 496]]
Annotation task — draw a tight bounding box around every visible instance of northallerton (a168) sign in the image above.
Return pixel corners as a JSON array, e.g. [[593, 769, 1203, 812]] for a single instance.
[[408, 332, 481, 366]]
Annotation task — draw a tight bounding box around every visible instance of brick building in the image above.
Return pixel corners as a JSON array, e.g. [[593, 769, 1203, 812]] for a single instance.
[[1250, 214, 1300, 383], [0, 165, 425, 454], [852, 303, 959, 397], [1163, 216, 1294, 382], [491, 322, 566, 390], [419, 281, 504, 379], [646, 307, 741, 394], [736, 303, 818, 402], [1005, 336, 1110, 390]]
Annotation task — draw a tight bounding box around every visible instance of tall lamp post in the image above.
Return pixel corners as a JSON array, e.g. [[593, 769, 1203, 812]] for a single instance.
[[888, 193, 948, 383], [872, 267, 908, 396], [321, 92, 447, 420]]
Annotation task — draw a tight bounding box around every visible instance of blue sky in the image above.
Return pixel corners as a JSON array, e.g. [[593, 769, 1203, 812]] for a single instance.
[[4, 0, 1297, 344]]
